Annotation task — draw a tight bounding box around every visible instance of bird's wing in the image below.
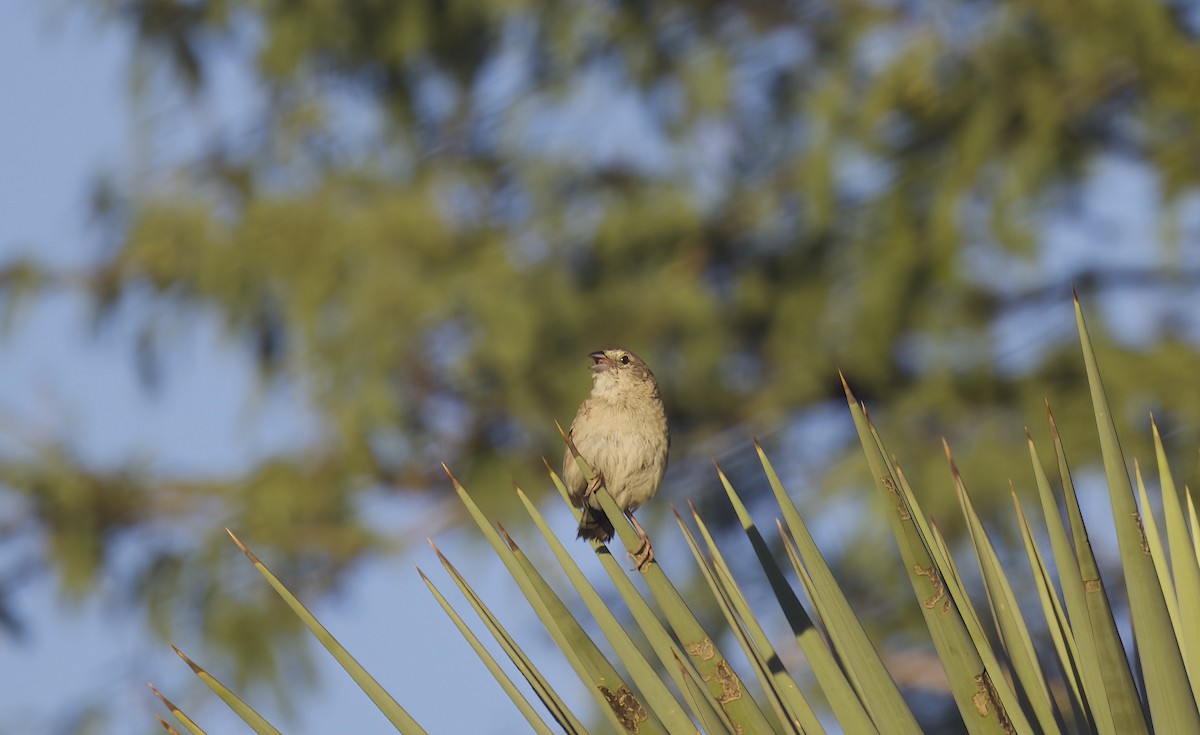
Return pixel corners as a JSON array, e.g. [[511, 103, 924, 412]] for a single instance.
[[562, 401, 592, 504]]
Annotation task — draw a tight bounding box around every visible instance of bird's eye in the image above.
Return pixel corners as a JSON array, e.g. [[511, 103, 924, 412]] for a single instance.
[[620, 355, 630, 365]]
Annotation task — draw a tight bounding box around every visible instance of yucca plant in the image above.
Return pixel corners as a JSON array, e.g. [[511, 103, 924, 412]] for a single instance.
[[152, 297, 1200, 734]]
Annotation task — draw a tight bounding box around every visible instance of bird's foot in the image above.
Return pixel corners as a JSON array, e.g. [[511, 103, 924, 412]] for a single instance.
[[626, 510, 654, 572], [629, 537, 655, 572], [586, 470, 604, 497]]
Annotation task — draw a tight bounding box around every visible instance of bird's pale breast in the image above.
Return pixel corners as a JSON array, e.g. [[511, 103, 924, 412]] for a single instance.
[[564, 394, 668, 512]]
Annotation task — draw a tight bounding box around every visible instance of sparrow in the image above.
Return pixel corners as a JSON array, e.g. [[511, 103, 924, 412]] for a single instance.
[[563, 348, 669, 570]]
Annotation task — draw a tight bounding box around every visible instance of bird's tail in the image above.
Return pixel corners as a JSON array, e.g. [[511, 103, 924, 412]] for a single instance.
[[577, 506, 615, 542]]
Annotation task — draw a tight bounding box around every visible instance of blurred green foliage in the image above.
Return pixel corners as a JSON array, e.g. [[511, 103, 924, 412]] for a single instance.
[[6, 0, 1200, 717]]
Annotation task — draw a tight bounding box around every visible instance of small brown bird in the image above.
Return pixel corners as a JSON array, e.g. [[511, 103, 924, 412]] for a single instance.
[[563, 348, 669, 570]]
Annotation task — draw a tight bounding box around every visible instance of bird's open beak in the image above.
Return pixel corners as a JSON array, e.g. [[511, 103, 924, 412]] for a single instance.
[[589, 350, 612, 372]]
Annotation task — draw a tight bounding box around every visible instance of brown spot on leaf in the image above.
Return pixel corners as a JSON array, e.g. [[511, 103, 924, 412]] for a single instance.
[[600, 685, 648, 733], [1132, 511, 1150, 554], [703, 660, 743, 705], [684, 638, 716, 660], [914, 564, 950, 613], [882, 476, 910, 521], [972, 671, 1015, 734]]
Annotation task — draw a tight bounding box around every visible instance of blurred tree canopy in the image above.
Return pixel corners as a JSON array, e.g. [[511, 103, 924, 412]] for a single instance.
[[6, 0, 1200, 702]]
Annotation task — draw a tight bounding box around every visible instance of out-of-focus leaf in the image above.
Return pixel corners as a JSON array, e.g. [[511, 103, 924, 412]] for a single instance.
[[226, 531, 425, 733], [170, 645, 283, 735], [1151, 419, 1200, 703], [149, 683, 208, 735], [1075, 297, 1200, 733], [416, 567, 558, 735]]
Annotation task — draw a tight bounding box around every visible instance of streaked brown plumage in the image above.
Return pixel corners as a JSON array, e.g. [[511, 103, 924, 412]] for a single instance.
[[563, 348, 668, 569]]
